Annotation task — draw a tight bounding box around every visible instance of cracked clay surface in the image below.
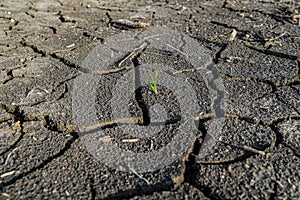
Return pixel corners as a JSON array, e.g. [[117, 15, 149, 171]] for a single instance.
[[0, 0, 299, 199]]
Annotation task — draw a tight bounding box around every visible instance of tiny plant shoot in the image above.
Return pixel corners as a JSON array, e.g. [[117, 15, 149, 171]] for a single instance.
[[150, 71, 158, 94]]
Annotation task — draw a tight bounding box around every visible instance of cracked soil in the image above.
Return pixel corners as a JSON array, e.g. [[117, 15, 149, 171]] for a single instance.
[[0, 0, 300, 199]]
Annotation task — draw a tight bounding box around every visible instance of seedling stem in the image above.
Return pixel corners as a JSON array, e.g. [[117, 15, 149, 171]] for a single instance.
[[150, 71, 158, 94]]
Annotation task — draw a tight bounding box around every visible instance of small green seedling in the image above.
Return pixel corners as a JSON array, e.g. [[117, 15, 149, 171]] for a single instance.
[[149, 71, 158, 94]]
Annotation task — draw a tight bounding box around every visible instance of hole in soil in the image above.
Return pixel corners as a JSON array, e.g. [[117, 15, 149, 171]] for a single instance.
[[132, 85, 181, 128], [135, 86, 150, 126]]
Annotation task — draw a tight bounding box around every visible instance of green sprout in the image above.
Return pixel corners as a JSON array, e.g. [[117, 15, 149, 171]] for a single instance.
[[149, 71, 158, 94]]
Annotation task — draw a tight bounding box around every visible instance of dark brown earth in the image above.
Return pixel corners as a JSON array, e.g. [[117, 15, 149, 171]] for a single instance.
[[0, 0, 299, 199]]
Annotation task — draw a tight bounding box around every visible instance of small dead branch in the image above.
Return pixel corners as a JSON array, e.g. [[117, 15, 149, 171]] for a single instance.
[[110, 19, 150, 30], [242, 145, 266, 156], [90, 43, 147, 75], [0, 170, 15, 178], [196, 157, 235, 164], [165, 44, 188, 57], [229, 29, 237, 41], [128, 165, 150, 185], [122, 138, 139, 143], [4, 144, 23, 165]]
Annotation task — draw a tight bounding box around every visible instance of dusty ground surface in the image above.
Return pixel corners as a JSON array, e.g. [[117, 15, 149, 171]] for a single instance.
[[0, 0, 300, 199]]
